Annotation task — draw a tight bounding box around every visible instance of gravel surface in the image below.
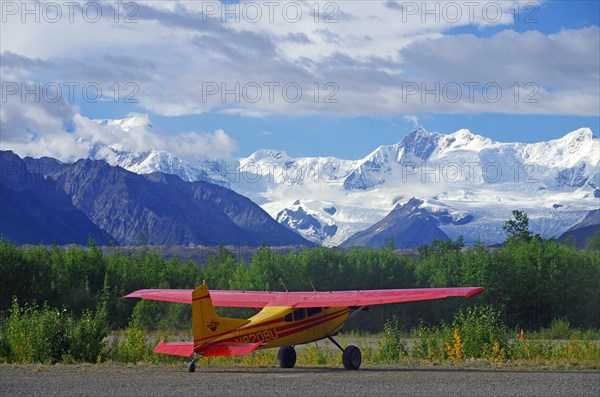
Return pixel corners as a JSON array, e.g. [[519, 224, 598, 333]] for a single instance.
[[1, 364, 599, 397]]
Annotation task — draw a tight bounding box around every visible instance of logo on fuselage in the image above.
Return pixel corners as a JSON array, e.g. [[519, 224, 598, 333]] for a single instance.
[[207, 320, 219, 332]]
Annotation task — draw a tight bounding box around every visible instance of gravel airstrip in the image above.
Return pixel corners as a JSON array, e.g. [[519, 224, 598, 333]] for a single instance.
[[1, 364, 599, 397]]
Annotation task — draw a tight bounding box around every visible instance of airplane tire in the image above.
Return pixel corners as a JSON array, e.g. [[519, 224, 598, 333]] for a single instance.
[[188, 362, 196, 373], [342, 345, 361, 370], [277, 346, 296, 368]]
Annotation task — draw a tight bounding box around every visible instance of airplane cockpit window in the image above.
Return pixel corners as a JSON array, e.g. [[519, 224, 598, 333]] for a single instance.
[[293, 308, 305, 321], [307, 307, 322, 317], [285, 308, 319, 322]]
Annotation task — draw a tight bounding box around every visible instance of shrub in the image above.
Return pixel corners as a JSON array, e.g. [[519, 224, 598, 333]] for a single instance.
[[1, 299, 108, 364], [379, 316, 407, 363], [509, 337, 600, 363], [4, 300, 68, 364], [452, 305, 508, 360], [413, 322, 449, 362], [67, 305, 108, 362], [109, 320, 149, 363], [303, 342, 335, 366], [0, 319, 10, 362], [540, 318, 572, 340], [445, 328, 465, 362]]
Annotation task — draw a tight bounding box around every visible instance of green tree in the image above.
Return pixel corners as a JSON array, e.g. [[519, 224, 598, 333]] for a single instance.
[[586, 229, 600, 251], [384, 237, 396, 252], [503, 210, 536, 243]]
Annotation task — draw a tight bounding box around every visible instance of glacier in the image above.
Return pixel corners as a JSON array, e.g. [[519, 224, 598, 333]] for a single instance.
[[87, 119, 600, 247]]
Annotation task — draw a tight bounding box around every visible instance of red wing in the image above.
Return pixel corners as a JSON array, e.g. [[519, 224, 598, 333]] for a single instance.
[[123, 289, 276, 307], [210, 287, 485, 307], [266, 287, 485, 307], [125, 287, 483, 308], [124, 289, 193, 304]]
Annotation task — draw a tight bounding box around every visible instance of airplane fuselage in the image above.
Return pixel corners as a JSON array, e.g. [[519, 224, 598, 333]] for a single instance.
[[195, 306, 349, 352]]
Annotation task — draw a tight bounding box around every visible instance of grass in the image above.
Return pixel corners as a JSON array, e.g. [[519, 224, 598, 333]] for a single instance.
[[525, 318, 600, 340], [101, 329, 599, 370], [2, 302, 599, 369]]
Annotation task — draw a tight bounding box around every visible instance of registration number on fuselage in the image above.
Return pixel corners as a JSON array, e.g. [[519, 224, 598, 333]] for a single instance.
[[234, 328, 278, 343]]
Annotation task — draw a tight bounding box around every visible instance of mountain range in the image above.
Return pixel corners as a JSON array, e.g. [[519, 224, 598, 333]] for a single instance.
[[1, 150, 311, 246], [93, 121, 599, 247], [2, 120, 599, 248], [1, 151, 111, 245], [558, 209, 600, 248]]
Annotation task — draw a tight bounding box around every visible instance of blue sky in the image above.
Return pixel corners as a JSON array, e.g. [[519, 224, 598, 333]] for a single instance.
[[143, 113, 600, 159], [2, 1, 599, 161], [448, 1, 599, 35]]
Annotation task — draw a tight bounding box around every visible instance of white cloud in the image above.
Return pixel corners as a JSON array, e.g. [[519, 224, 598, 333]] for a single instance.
[[1, 0, 598, 126], [165, 129, 238, 160], [1, 100, 239, 162], [400, 27, 600, 89], [0, 79, 87, 160], [77, 113, 239, 162], [403, 115, 420, 128]]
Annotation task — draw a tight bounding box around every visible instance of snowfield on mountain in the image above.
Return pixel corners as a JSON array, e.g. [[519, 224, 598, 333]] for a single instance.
[[90, 119, 599, 247]]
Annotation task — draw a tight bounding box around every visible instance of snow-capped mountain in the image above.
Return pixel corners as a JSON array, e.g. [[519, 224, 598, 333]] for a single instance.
[[235, 127, 598, 246], [82, 120, 600, 247], [99, 144, 228, 187], [85, 117, 231, 187], [276, 203, 339, 244], [345, 127, 599, 191]]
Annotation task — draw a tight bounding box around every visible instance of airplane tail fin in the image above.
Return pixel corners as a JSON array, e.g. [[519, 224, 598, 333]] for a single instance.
[[192, 283, 249, 346]]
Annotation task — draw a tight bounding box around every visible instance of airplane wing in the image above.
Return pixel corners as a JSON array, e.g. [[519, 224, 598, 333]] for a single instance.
[[125, 287, 484, 308], [125, 289, 194, 304]]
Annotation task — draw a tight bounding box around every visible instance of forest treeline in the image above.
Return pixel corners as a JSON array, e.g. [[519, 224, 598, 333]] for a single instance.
[[1, 212, 599, 331]]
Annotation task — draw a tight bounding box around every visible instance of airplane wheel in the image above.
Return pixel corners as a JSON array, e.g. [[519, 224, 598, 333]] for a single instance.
[[188, 362, 196, 373], [342, 345, 361, 370], [277, 346, 296, 368]]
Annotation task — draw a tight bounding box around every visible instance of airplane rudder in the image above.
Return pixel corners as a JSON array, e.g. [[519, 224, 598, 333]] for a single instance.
[[191, 283, 249, 343], [192, 283, 218, 342]]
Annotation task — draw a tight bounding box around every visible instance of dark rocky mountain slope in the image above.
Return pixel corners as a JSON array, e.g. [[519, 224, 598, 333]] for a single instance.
[[0, 151, 111, 245], [2, 151, 311, 246], [340, 198, 449, 248]]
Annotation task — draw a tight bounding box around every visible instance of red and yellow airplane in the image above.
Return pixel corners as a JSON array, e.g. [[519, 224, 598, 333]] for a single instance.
[[125, 283, 484, 371]]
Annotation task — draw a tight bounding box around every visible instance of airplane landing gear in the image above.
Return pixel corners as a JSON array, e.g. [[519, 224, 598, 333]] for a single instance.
[[342, 345, 361, 370], [187, 361, 196, 372], [188, 355, 200, 372], [327, 336, 362, 370], [277, 346, 297, 368]]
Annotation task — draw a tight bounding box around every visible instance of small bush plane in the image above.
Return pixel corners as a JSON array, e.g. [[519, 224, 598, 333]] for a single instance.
[[125, 283, 484, 371]]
